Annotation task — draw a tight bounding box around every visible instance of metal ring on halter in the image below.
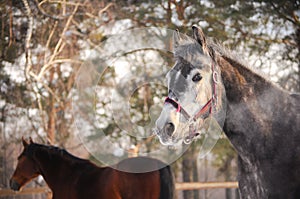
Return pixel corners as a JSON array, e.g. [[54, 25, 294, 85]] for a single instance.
[[213, 71, 219, 84], [183, 123, 195, 145], [184, 135, 193, 145], [183, 120, 202, 145], [212, 95, 218, 110]]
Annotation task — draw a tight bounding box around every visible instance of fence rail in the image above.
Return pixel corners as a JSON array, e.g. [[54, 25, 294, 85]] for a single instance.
[[175, 181, 238, 190], [0, 187, 50, 197], [0, 181, 239, 197]]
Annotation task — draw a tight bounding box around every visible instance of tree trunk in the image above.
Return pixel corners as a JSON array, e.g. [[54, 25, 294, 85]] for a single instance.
[[47, 69, 56, 144], [296, 27, 300, 92]]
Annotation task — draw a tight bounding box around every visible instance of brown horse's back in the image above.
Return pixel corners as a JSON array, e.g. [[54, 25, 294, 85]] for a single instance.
[[75, 166, 120, 199], [117, 170, 160, 199], [76, 157, 173, 199], [114, 156, 173, 199]]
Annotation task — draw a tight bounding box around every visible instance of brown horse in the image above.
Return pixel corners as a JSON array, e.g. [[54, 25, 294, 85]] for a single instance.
[[10, 138, 174, 199]]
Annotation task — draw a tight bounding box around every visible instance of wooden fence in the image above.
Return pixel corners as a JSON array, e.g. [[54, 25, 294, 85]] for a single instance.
[[0, 187, 51, 197], [175, 181, 238, 190], [0, 182, 238, 197]]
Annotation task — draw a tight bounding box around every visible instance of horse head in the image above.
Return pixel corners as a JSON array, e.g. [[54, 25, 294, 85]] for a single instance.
[[155, 26, 226, 146], [10, 137, 40, 191]]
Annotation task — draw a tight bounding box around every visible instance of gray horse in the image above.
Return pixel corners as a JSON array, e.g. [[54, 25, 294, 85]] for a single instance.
[[155, 26, 300, 198]]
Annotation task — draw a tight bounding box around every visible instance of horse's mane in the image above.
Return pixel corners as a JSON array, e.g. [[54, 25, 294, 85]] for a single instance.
[[206, 38, 286, 91], [26, 143, 92, 166]]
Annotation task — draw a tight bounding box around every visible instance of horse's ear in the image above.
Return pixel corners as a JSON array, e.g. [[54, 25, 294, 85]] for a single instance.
[[22, 137, 29, 147], [173, 29, 181, 48], [29, 137, 34, 144], [192, 25, 208, 51]]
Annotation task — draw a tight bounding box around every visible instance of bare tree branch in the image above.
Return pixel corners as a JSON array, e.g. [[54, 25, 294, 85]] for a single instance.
[[269, 2, 298, 26], [44, 21, 58, 64], [21, 0, 33, 80], [37, 3, 80, 80], [98, 2, 114, 16], [34, 0, 70, 20]]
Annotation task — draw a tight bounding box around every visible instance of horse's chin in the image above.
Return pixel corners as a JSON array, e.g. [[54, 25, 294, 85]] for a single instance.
[[157, 135, 183, 149]]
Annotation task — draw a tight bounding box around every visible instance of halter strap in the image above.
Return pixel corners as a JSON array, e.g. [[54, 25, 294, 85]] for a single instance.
[[164, 96, 212, 121], [164, 97, 191, 119]]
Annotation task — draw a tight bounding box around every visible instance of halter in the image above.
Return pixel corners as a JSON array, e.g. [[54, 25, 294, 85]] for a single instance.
[[164, 62, 219, 143]]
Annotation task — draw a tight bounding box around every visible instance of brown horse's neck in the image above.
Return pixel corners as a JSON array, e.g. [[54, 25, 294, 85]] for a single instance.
[[34, 149, 64, 190], [33, 146, 90, 192]]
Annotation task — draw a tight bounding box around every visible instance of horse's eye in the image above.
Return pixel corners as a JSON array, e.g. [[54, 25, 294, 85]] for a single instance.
[[192, 73, 202, 82]]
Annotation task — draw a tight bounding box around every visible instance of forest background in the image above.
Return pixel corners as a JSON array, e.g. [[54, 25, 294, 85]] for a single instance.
[[0, 0, 299, 199]]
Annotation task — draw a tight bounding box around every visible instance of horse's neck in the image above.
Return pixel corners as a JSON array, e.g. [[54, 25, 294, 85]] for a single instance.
[[34, 149, 75, 189], [218, 56, 274, 103], [217, 55, 300, 198], [217, 55, 294, 155]]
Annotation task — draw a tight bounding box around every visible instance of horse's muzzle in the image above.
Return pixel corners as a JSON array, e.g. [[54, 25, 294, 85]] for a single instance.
[[154, 126, 180, 146], [10, 179, 21, 191]]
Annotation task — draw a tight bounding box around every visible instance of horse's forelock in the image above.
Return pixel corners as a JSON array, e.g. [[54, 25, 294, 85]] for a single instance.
[[174, 39, 212, 70]]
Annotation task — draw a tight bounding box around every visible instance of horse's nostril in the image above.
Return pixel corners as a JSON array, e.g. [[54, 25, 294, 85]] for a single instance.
[[10, 179, 20, 191], [165, 123, 175, 137]]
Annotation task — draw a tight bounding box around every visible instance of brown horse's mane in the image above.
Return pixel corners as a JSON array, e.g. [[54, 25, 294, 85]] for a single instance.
[[25, 143, 92, 166]]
